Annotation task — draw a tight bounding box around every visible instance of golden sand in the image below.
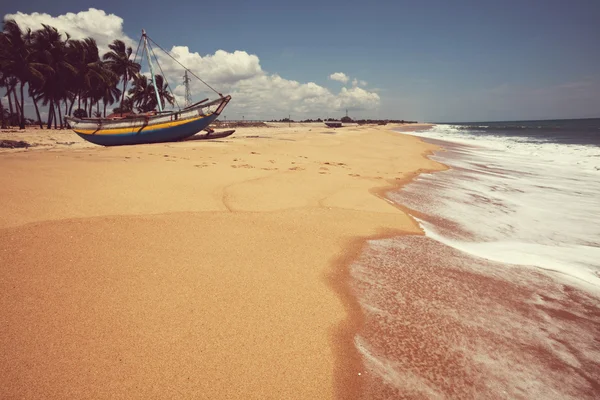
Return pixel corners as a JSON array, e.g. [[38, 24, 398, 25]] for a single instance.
[[0, 123, 443, 399]]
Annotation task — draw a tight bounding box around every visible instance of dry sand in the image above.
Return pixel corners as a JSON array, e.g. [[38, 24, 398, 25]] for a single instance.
[[0, 122, 443, 399]]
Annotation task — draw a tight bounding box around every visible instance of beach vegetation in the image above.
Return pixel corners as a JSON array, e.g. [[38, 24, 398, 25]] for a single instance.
[[128, 73, 174, 113], [72, 109, 87, 119], [0, 20, 174, 129], [102, 39, 140, 116]]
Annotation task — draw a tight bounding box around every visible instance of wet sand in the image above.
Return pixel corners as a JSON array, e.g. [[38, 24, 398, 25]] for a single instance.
[[353, 135, 600, 399], [0, 123, 442, 399], [352, 235, 600, 399]]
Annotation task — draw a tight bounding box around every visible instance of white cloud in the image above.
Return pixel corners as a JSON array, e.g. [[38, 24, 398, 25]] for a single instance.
[[226, 75, 380, 118], [4, 9, 381, 119], [157, 46, 263, 88], [336, 86, 381, 111], [4, 8, 136, 54], [329, 72, 349, 84], [155, 49, 380, 118]]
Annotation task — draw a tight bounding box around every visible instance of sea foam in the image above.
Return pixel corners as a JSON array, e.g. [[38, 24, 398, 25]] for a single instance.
[[349, 124, 600, 398], [392, 124, 600, 293]]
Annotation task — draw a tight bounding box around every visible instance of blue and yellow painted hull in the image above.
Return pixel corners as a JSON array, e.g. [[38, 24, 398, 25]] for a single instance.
[[67, 96, 231, 146], [72, 113, 218, 146]]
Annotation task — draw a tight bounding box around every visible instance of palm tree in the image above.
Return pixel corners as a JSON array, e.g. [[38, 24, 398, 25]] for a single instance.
[[103, 40, 140, 115], [129, 73, 175, 113], [89, 61, 118, 117], [4, 77, 18, 126], [0, 20, 48, 129], [27, 81, 44, 129], [112, 97, 133, 115], [31, 24, 76, 128], [66, 37, 114, 117], [154, 74, 175, 110], [128, 73, 150, 111], [99, 65, 121, 117]]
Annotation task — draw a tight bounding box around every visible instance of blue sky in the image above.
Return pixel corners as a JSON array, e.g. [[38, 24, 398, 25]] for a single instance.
[[2, 0, 600, 122]]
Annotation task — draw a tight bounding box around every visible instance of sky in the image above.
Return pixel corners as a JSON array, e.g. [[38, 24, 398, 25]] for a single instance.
[[1, 0, 600, 122]]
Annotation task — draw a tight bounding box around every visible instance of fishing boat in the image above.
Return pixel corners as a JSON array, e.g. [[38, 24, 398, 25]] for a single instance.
[[66, 30, 231, 146]]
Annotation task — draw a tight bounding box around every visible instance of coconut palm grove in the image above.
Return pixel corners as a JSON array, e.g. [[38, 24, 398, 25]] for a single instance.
[[0, 19, 175, 129]]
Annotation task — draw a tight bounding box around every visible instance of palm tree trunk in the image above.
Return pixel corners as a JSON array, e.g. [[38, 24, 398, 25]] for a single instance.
[[32, 96, 43, 129], [12, 89, 21, 127], [120, 74, 127, 116], [68, 97, 76, 116], [19, 82, 26, 129], [6, 87, 14, 126], [77, 91, 81, 110], [64, 100, 68, 117], [57, 103, 63, 129], [47, 99, 53, 129], [6, 87, 14, 115], [53, 105, 58, 129], [0, 96, 5, 129], [103, 102, 107, 118]]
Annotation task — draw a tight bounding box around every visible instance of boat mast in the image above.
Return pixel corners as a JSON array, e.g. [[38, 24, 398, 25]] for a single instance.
[[142, 29, 163, 113]]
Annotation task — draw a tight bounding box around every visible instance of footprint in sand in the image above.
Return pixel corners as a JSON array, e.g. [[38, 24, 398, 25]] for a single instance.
[[288, 166, 305, 171], [250, 152, 260, 155], [319, 166, 329, 171], [231, 164, 255, 169], [349, 173, 361, 177]]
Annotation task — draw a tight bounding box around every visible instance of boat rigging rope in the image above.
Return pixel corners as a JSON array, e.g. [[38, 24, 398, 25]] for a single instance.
[[146, 35, 224, 98], [147, 40, 181, 111], [132, 35, 144, 65]]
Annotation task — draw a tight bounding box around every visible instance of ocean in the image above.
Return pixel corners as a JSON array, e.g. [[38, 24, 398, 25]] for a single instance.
[[351, 119, 600, 399]]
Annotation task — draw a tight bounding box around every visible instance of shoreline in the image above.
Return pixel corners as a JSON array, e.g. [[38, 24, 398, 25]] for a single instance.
[[360, 125, 600, 398], [0, 122, 444, 399], [329, 123, 452, 398]]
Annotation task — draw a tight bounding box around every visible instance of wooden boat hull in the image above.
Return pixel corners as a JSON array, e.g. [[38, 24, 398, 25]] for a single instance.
[[72, 113, 218, 146], [67, 96, 231, 146]]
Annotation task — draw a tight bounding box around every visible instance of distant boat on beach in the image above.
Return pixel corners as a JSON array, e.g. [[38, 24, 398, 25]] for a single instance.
[[325, 121, 343, 128], [66, 30, 231, 146]]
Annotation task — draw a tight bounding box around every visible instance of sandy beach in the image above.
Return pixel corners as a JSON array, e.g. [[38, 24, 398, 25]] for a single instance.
[[0, 123, 442, 399]]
